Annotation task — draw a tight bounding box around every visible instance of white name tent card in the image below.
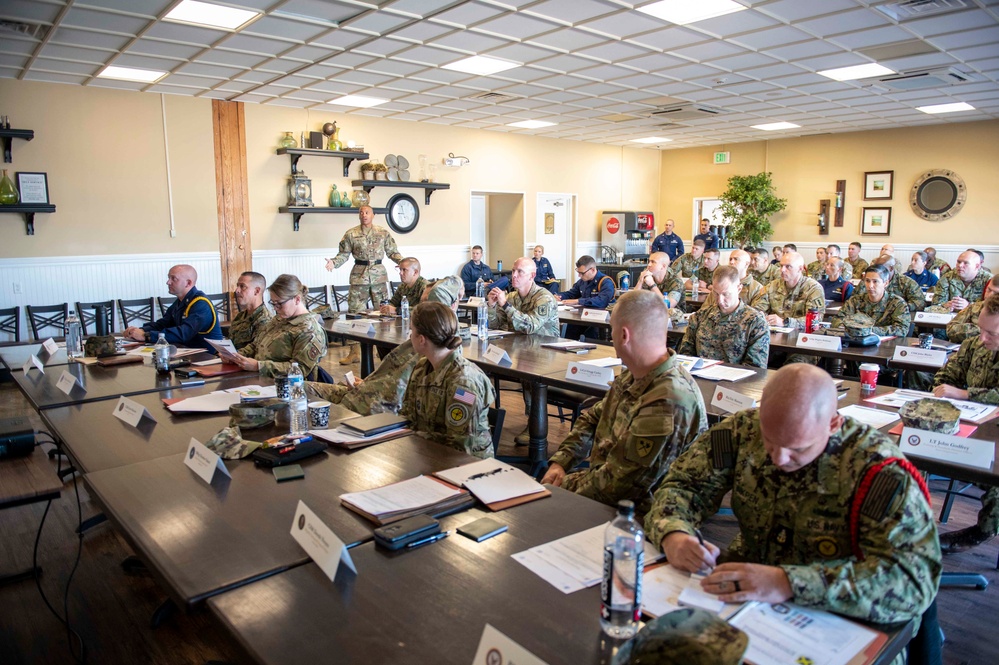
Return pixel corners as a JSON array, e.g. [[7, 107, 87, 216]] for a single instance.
[[580, 308, 609, 322], [892, 346, 947, 367], [112, 396, 156, 427], [22, 354, 45, 374], [465, 296, 485, 307], [482, 344, 511, 365], [42, 338, 59, 354], [795, 334, 842, 351], [56, 370, 85, 396], [472, 624, 549, 665], [710, 386, 756, 414], [914, 311, 955, 324], [291, 500, 356, 582], [565, 361, 614, 387], [184, 438, 231, 484], [899, 427, 995, 470], [350, 320, 376, 334]]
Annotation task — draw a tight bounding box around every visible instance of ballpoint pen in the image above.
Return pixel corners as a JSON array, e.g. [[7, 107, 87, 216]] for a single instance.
[[406, 530, 451, 549]]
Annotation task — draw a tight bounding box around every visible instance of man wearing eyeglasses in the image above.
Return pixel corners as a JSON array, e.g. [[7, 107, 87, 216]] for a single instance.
[[557, 255, 616, 340], [381, 257, 427, 316], [124, 264, 222, 351]]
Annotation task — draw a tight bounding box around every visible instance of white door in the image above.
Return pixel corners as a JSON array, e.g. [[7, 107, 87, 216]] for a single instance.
[[537, 193, 572, 281], [469, 195, 486, 250]]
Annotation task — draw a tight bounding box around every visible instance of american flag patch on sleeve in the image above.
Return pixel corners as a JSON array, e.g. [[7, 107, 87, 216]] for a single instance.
[[453, 387, 477, 406]]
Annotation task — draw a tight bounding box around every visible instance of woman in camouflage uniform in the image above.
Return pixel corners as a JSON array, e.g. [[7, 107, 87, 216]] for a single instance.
[[834, 264, 911, 338], [401, 302, 495, 459], [226, 274, 327, 379]]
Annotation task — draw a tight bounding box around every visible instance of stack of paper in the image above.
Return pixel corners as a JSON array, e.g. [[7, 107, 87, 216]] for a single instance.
[[866, 390, 998, 424], [690, 365, 757, 382], [434, 459, 549, 510], [837, 404, 900, 429], [339, 475, 473, 525], [541, 341, 597, 353], [642, 564, 742, 619], [675, 355, 722, 372]]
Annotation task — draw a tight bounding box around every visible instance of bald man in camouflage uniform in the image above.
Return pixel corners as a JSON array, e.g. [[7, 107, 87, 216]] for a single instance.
[[757, 251, 825, 330], [325, 205, 403, 312], [541, 290, 707, 514], [638, 251, 685, 310], [486, 257, 559, 335], [933, 250, 992, 312], [381, 257, 428, 315], [236, 312, 326, 378], [646, 365, 940, 634], [680, 266, 769, 369]]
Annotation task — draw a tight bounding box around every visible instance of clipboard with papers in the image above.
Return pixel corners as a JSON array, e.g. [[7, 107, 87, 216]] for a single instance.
[[339, 475, 474, 526], [433, 459, 550, 511]]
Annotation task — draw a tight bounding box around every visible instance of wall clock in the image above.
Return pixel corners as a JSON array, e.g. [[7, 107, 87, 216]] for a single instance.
[[385, 193, 419, 233]]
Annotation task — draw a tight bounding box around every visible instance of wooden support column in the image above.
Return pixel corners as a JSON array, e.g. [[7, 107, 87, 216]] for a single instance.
[[212, 100, 252, 315]]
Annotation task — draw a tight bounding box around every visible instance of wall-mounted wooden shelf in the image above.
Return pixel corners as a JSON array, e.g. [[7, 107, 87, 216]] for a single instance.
[[0, 128, 33, 163], [350, 180, 450, 205], [279, 206, 388, 231], [1, 203, 56, 235], [276, 148, 369, 178]]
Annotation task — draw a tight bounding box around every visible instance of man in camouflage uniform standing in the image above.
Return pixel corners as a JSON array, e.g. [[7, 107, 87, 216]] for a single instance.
[[646, 364, 940, 632], [486, 257, 559, 335], [946, 276, 998, 342], [934, 250, 992, 313], [834, 264, 912, 338], [638, 251, 685, 310], [671, 239, 705, 280], [541, 290, 707, 515], [933, 293, 999, 553], [229, 271, 272, 349], [380, 257, 427, 316], [680, 266, 769, 368], [749, 247, 779, 286]]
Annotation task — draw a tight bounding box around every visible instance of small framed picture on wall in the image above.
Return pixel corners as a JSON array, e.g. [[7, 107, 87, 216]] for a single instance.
[[864, 170, 894, 200], [15, 172, 49, 204], [861, 207, 892, 236]]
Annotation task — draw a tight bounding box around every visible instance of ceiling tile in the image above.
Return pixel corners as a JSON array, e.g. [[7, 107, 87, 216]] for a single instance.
[[143, 22, 228, 46], [904, 9, 996, 38], [342, 12, 413, 35], [930, 26, 999, 50], [575, 40, 651, 63], [329, 70, 396, 86], [112, 53, 181, 70], [473, 13, 560, 40], [51, 28, 131, 51], [26, 71, 90, 85], [429, 30, 508, 53], [161, 74, 218, 88], [38, 44, 109, 64], [221, 34, 295, 56], [176, 62, 245, 78], [34, 58, 100, 76], [874, 52, 958, 71], [244, 16, 329, 42], [481, 42, 554, 64], [196, 49, 269, 68], [526, 28, 607, 52], [309, 29, 371, 50], [353, 36, 413, 57], [531, 54, 597, 73], [524, 0, 620, 25], [764, 39, 843, 61], [392, 44, 462, 66], [362, 58, 426, 77], [670, 40, 747, 63], [3, 0, 70, 23], [276, 0, 363, 22], [63, 8, 152, 34], [281, 45, 338, 62], [578, 12, 665, 40], [794, 9, 888, 38], [830, 26, 916, 50], [693, 8, 782, 38]]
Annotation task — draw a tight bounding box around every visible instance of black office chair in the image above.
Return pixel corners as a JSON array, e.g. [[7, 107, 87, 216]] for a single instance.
[[117, 297, 155, 327], [205, 293, 231, 321], [490, 407, 537, 473], [389, 281, 402, 295], [0, 306, 20, 343], [26, 303, 68, 340], [332, 285, 350, 312], [306, 285, 329, 309], [75, 300, 115, 335], [548, 391, 599, 429], [157, 296, 176, 316]]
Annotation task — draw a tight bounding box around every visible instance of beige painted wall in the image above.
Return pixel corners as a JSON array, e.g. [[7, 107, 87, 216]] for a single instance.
[[659, 120, 999, 245], [486, 193, 524, 266]]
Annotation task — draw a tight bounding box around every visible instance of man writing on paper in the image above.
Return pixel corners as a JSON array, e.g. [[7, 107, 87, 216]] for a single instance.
[[380, 257, 427, 316], [645, 364, 940, 630], [638, 252, 685, 310], [932, 293, 999, 553], [540, 290, 707, 514], [124, 264, 222, 351], [229, 271, 272, 350], [679, 266, 769, 369]]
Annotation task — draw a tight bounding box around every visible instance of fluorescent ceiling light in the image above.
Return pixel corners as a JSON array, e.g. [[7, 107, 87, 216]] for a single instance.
[[507, 120, 556, 129], [818, 63, 894, 81], [637, 0, 747, 25], [96, 65, 167, 83], [165, 0, 259, 30], [442, 56, 519, 76], [917, 102, 975, 114], [751, 121, 800, 131], [327, 95, 389, 108], [631, 137, 672, 144]]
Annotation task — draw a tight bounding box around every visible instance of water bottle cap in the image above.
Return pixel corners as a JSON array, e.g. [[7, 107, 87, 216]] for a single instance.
[[616, 500, 635, 516]]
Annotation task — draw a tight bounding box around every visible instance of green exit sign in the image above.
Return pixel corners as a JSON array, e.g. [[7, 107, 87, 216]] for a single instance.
[[714, 151, 730, 164]]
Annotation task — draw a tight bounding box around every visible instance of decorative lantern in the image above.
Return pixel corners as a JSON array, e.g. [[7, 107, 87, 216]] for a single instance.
[[288, 169, 313, 207]]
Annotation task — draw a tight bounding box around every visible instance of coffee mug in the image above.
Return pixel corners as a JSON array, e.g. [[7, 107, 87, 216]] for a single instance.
[[275, 376, 291, 401], [308, 400, 331, 428]]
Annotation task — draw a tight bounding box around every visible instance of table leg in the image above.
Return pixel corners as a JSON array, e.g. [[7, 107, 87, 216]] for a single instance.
[[360, 342, 374, 378], [527, 382, 549, 478]]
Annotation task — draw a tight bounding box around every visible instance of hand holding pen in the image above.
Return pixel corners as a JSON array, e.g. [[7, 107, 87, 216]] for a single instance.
[[661, 529, 719, 574]]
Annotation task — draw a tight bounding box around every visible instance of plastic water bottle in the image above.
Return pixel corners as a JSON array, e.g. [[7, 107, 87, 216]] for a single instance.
[[600, 500, 643, 639], [65, 310, 83, 358], [287, 362, 308, 435], [620, 274, 630, 291], [400, 297, 410, 323], [477, 304, 488, 340], [475, 277, 485, 299], [691, 279, 699, 299], [153, 333, 170, 373]]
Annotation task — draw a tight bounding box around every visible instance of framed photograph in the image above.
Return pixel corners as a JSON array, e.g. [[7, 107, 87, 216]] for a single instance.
[[15, 171, 49, 204], [861, 207, 892, 235], [863, 170, 894, 200]]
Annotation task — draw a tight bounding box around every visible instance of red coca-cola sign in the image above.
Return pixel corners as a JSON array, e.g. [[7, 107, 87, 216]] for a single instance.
[[605, 217, 621, 233]]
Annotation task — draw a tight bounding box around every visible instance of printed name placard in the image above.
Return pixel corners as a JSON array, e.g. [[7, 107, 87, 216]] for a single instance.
[[466, 296, 485, 307], [22, 354, 45, 374], [472, 624, 549, 665], [184, 438, 231, 484], [350, 321, 376, 334], [899, 427, 995, 470], [42, 338, 59, 354], [914, 311, 955, 324], [291, 500, 356, 583], [565, 361, 615, 387], [892, 346, 947, 367], [581, 309, 610, 322], [795, 334, 842, 351], [112, 395, 156, 427], [482, 344, 511, 364], [710, 386, 757, 414], [56, 370, 85, 395]]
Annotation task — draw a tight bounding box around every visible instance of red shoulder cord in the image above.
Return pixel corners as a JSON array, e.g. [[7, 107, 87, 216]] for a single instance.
[[849, 457, 931, 561]]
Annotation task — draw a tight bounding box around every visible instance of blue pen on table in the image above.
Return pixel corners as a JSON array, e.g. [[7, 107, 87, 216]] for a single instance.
[[406, 530, 451, 550]]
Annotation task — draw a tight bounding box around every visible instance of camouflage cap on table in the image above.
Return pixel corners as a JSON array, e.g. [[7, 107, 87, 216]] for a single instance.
[[84, 334, 117, 357], [924, 304, 951, 314], [612, 608, 748, 665], [205, 425, 263, 459], [228, 397, 286, 429], [900, 398, 961, 434], [843, 313, 876, 337]]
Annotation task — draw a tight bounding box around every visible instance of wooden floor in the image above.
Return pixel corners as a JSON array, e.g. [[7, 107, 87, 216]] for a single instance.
[[1, 348, 997, 664]]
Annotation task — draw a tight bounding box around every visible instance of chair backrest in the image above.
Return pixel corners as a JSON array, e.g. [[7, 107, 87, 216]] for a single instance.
[[118, 297, 154, 327], [488, 407, 506, 457], [306, 285, 329, 309], [0, 306, 20, 342], [76, 300, 115, 335], [26, 303, 69, 340], [204, 293, 230, 321], [331, 285, 350, 312], [389, 281, 401, 296], [158, 296, 177, 317]]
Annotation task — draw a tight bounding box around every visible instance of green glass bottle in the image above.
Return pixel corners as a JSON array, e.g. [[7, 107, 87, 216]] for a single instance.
[[329, 184, 340, 208], [0, 169, 19, 205]]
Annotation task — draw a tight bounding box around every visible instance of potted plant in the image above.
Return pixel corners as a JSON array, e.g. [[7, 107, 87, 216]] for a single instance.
[[359, 162, 375, 180], [718, 172, 787, 247], [373, 163, 388, 181]]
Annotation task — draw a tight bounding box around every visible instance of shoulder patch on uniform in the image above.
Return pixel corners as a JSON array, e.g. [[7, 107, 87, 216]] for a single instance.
[[536, 303, 551, 317], [859, 471, 903, 521], [447, 403, 469, 426], [307, 341, 322, 361], [710, 428, 735, 469]]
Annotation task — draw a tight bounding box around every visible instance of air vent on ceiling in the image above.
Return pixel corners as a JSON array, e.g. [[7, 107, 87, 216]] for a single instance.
[[0, 20, 48, 40], [470, 92, 519, 102], [650, 104, 727, 120], [878, 66, 973, 90], [875, 0, 970, 21]]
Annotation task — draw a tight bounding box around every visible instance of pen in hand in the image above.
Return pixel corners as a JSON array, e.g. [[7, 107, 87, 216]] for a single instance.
[[695, 529, 716, 573]]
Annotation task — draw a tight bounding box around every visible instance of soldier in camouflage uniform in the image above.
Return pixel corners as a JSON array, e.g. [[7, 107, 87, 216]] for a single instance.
[[933, 294, 999, 553], [229, 271, 272, 350], [401, 302, 495, 458], [228, 274, 327, 378], [670, 239, 705, 279], [924, 247, 950, 276], [845, 242, 869, 277], [541, 290, 708, 515], [749, 247, 780, 286], [646, 364, 941, 630], [757, 252, 826, 330], [946, 276, 998, 342], [805, 247, 827, 281], [834, 264, 912, 338], [933, 250, 992, 312], [638, 252, 685, 310], [852, 255, 925, 319], [486, 257, 559, 335], [688, 247, 720, 292], [680, 266, 769, 368], [825, 244, 853, 280], [703, 249, 764, 310], [381, 257, 428, 315], [325, 205, 403, 312]]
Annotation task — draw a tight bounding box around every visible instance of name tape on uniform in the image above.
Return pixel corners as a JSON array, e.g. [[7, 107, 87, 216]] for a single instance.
[[892, 346, 947, 367], [482, 344, 511, 365], [112, 395, 156, 427], [22, 354, 45, 374], [42, 338, 59, 354], [914, 311, 955, 324], [899, 426, 994, 470], [291, 500, 356, 583], [795, 334, 842, 352], [581, 309, 610, 322], [472, 624, 548, 665], [710, 386, 757, 414], [56, 369, 85, 395], [184, 437, 231, 484], [565, 361, 614, 387]]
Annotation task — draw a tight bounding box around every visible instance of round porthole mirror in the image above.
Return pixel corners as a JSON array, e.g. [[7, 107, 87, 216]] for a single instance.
[[910, 169, 966, 221]]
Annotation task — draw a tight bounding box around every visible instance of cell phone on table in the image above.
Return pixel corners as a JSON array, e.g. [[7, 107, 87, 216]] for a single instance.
[[174, 368, 198, 378], [273, 464, 305, 482]]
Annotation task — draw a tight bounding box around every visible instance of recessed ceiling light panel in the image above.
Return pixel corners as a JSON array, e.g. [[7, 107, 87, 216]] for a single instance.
[[442, 56, 519, 76], [507, 120, 556, 129], [328, 95, 389, 108], [916, 102, 975, 114], [165, 0, 259, 31], [751, 121, 801, 131], [631, 136, 672, 143], [637, 0, 747, 25], [96, 65, 167, 83], [818, 63, 894, 82]]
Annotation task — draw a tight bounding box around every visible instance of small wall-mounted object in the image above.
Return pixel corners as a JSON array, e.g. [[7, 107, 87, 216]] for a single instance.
[[834, 179, 845, 227], [818, 199, 830, 235], [713, 151, 730, 164], [442, 152, 470, 167], [910, 169, 966, 221], [288, 169, 313, 208]]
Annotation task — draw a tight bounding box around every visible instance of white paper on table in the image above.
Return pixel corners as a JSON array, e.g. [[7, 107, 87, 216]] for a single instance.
[[167, 391, 241, 413], [207, 338, 239, 357], [511, 524, 664, 594], [678, 572, 727, 612], [579, 356, 622, 367], [675, 355, 723, 372], [837, 404, 900, 429], [729, 601, 880, 665], [463, 467, 545, 505], [339, 475, 461, 517], [769, 326, 795, 333], [690, 365, 757, 382], [127, 346, 202, 359], [434, 458, 510, 486], [866, 390, 998, 423], [311, 426, 371, 445], [193, 358, 223, 366], [642, 565, 742, 620], [472, 624, 549, 665], [223, 384, 277, 400]]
